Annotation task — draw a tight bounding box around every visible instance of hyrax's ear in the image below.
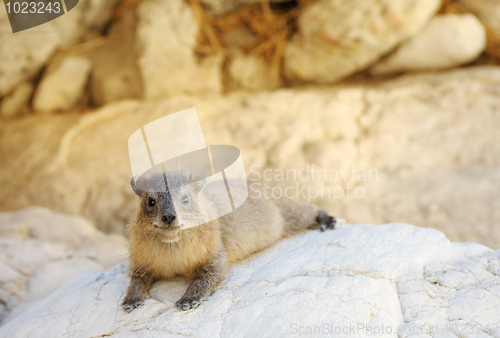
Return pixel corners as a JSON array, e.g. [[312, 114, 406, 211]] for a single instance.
[[188, 172, 207, 193], [130, 176, 142, 196]]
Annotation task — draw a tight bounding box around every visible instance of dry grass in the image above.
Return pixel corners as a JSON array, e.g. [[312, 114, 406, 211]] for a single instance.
[[188, 0, 318, 82]]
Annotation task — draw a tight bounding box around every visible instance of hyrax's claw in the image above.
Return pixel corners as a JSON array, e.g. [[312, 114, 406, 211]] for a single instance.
[[316, 210, 337, 232], [123, 303, 134, 312], [175, 292, 205, 311]]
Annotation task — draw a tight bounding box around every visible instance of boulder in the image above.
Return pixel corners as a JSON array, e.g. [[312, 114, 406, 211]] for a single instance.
[[0, 207, 127, 324], [83, 3, 143, 106], [457, 0, 500, 34], [283, 0, 441, 83], [32, 56, 92, 112], [228, 53, 282, 90], [83, 0, 223, 104], [0, 0, 120, 98], [1, 67, 500, 249], [0, 82, 34, 118], [371, 14, 486, 75], [136, 0, 223, 99], [0, 223, 499, 336]]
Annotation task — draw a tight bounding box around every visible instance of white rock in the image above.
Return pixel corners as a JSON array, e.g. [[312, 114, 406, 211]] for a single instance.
[[283, 0, 441, 83], [136, 0, 223, 99], [457, 0, 500, 33], [0, 223, 499, 337], [0, 82, 34, 118], [0, 207, 128, 324], [0, 0, 120, 98], [84, 7, 143, 106], [85, 0, 225, 104], [78, 0, 123, 38], [228, 53, 281, 90], [33, 56, 92, 112], [371, 14, 486, 75]]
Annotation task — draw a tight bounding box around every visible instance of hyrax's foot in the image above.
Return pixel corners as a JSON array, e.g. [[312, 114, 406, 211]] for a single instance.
[[121, 291, 147, 313], [316, 209, 336, 232], [175, 291, 205, 311]]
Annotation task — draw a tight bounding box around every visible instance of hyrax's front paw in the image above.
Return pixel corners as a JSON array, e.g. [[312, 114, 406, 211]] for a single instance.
[[121, 292, 147, 313], [316, 209, 336, 232], [175, 291, 204, 311]]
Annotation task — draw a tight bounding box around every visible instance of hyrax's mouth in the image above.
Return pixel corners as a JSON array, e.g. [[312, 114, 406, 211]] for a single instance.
[[151, 221, 181, 242], [155, 228, 181, 243], [161, 235, 180, 244]]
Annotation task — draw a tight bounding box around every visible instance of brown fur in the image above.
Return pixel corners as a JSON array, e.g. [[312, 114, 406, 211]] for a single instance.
[[122, 172, 335, 312]]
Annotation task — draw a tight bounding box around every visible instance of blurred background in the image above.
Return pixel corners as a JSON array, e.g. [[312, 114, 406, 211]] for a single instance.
[[1, 1, 500, 318]]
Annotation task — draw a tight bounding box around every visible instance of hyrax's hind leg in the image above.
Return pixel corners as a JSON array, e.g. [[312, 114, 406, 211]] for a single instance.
[[274, 199, 336, 236], [316, 209, 337, 232]]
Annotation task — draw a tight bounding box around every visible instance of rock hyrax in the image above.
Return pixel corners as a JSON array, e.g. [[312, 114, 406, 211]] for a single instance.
[[122, 171, 336, 312]]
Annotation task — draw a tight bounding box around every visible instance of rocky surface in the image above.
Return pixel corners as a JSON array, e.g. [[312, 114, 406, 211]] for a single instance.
[[0, 82, 34, 118], [136, 0, 223, 99], [457, 0, 500, 34], [0, 207, 127, 325], [82, 0, 223, 105], [0, 222, 499, 337], [2, 0, 498, 112], [228, 53, 282, 91], [0, 0, 120, 98], [83, 2, 143, 106], [2, 0, 495, 110], [33, 56, 92, 112], [371, 14, 486, 75], [283, 0, 441, 83]]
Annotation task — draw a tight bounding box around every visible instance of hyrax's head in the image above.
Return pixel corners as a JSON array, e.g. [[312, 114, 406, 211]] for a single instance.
[[131, 171, 209, 243]]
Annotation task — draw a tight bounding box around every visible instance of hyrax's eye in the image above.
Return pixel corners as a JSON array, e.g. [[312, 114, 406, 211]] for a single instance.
[[147, 198, 156, 207], [181, 195, 189, 204]]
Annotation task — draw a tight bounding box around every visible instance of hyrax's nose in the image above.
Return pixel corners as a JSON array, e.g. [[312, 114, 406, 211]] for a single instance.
[[162, 213, 176, 225]]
